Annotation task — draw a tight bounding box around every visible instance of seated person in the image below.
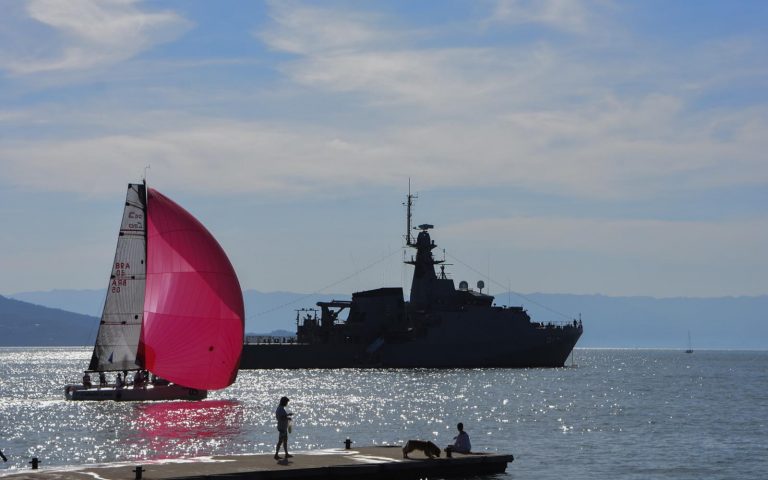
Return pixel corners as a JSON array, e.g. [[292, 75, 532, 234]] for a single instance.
[[99, 371, 107, 387], [133, 370, 147, 388], [446, 422, 471, 454], [82, 372, 92, 389]]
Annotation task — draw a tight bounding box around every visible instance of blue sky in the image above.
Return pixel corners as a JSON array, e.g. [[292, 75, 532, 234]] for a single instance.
[[0, 0, 766, 298]]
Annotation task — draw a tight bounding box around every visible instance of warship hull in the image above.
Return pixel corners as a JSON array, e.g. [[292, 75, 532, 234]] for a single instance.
[[240, 309, 582, 369], [240, 338, 580, 369]]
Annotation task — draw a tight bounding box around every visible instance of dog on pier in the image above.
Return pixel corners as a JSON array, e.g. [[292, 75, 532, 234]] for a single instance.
[[402, 440, 441, 459]]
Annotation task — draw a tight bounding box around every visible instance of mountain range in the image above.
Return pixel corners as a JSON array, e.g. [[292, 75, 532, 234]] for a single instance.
[[3, 289, 767, 349], [0, 295, 98, 346]]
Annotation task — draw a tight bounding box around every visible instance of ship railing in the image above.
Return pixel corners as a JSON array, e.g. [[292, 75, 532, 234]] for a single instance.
[[531, 320, 582, 330], [244, 335, 298, 345]]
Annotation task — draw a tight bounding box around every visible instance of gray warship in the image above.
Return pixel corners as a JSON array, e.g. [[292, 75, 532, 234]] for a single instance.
[[240, 192, 583, 369]]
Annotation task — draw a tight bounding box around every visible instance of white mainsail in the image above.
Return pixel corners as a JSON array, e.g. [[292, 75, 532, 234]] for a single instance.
[[88, 183, 147, 372]]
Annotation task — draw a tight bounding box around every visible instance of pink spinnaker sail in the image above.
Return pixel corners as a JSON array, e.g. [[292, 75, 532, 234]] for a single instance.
[[139, 189, 244, 390]]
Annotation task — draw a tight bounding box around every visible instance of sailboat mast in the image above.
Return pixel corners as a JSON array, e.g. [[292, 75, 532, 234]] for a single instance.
[[142, 178, 148, 264], [136, 179, 149, 370]]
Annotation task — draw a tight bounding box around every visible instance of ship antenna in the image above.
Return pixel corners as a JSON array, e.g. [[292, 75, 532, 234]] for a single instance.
[[404, 179, 418, 246]]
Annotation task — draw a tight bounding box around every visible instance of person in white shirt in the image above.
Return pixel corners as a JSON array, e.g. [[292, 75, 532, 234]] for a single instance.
[[274, 396, 294, 460], [447, 422, 471, 454]]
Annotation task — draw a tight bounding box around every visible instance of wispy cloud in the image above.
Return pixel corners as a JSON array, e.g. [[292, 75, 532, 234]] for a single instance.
[[489, 0, 599, 34], [259, 1, 393, 55], [1, 101, 765, 200], [0, 0, 192, 74], [247, 1, 768, 198], [0, 1, 766, 203]]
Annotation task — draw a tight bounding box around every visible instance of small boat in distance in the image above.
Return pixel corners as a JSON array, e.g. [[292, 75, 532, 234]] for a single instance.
[[685, 331, 693, 354], [65, 182, 244, 401]]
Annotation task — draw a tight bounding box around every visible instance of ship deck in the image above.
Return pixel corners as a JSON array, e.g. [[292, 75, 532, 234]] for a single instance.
[[0, 447, 513, 480]]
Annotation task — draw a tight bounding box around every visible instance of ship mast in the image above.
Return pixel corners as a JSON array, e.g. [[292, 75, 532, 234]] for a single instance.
[[404, 179, 417, 246]]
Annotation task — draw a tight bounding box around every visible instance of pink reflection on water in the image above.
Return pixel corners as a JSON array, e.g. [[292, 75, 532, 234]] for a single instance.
[[126, 400, 244, 459]]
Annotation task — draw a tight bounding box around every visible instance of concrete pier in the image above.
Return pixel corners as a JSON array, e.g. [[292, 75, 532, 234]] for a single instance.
[[0, 447, 513, 480]]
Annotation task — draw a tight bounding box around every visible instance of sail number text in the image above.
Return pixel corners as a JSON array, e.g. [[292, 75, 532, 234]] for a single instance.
[[112, 262, 132, 293]]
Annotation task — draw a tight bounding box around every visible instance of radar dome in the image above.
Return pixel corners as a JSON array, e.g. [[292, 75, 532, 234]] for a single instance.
[[459, 281, 469, 291]]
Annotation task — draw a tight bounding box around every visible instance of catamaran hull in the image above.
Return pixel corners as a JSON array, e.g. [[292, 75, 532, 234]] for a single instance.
[[64, 384, 207, 401]]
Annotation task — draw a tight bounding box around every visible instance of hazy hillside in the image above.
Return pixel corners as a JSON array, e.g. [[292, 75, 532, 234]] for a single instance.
[[10, 289, 105, 317], [8, 288, 345, 334], [0, 295, 97, 346], [4, 289, 767, 349], [521, 293, 768, 349]]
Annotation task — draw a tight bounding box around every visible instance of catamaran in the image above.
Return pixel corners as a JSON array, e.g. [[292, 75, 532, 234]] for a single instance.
[[65, 182, 244, 401]]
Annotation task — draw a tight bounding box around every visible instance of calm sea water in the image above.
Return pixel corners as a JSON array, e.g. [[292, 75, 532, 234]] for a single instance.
[[0, 348, 766, 479]]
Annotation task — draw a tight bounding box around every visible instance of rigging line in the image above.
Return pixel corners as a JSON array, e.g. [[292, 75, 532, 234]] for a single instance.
[[444, 251, 574, 321], [248, 248, 402, 319]]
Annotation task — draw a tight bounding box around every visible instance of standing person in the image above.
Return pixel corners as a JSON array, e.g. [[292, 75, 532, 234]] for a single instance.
[[274, 396, 293, 460], [446, 422, 471, 454], [99, 371, 107, 388]]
